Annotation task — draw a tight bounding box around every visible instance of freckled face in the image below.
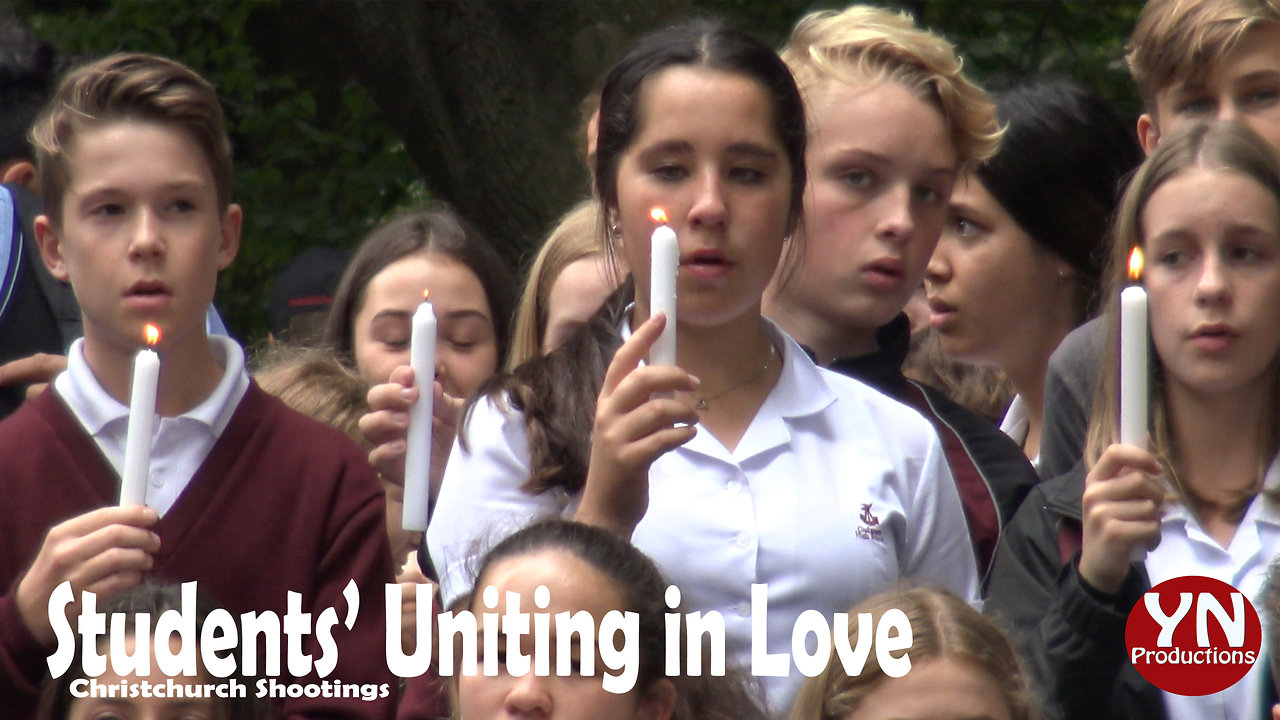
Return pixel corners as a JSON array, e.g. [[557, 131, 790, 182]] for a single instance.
[[351, 252, 499, 395]]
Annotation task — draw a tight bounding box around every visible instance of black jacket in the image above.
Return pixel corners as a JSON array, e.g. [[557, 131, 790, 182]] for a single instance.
[[829, 314, 1040, 582], [986, 466, 1165, 720]]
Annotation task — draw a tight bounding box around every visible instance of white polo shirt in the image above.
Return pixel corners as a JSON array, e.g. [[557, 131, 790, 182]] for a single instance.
[[53, 336, 250, 516], [1146, 455, 1280, 720], [428, 320, 979, 713]]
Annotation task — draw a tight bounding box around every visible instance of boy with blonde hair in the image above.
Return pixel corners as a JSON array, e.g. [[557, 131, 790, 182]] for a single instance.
[[0, 53, 396, 719], [763, 4, 1037, 580]]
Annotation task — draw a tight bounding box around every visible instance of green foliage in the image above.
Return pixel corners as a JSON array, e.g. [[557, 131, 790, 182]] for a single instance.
[[18, 0, 421, 343]]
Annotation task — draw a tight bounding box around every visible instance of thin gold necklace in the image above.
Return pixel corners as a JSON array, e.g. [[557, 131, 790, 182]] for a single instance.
[[693, 342, 777, 411]]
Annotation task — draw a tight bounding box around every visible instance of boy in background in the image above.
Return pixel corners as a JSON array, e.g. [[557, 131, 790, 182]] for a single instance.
[[0, 53, 396, 719]]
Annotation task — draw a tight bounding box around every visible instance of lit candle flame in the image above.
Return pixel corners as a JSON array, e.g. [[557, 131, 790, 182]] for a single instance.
[[423, 289, 430, 302], [144, 323, 161, 347], [650, 207, 668, 224], [1128, 246, 1144, 282]]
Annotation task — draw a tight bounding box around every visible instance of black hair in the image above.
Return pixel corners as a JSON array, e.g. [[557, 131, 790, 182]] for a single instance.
[[976, 76, 1142, 318]]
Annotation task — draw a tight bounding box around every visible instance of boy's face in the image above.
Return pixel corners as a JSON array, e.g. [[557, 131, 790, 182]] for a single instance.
[[1138, 24, 1280, 155], [35, 121, 240, 357]]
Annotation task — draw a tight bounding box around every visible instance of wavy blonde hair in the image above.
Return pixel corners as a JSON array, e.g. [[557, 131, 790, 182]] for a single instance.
[[781, 5, 1003, 171], [788, 587, 1035, 720]]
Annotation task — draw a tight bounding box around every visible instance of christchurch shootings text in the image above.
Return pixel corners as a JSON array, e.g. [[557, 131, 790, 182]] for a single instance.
[[47, 581, 913, 697]]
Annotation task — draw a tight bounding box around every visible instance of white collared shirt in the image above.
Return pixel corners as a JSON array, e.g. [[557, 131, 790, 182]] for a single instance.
[[999, 394, 1039, 469], [1144, 455, 1280, 720], [428, 319, 979, 713], [53, 335, 250, 516]]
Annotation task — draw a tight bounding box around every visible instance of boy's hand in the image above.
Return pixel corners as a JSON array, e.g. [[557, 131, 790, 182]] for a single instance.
[[0, 352, 67, 400], [575, 313, 698, 537], [1079, 443, 1165, 594], [16, 505, 160, 645], [361, 365, 462, 495]]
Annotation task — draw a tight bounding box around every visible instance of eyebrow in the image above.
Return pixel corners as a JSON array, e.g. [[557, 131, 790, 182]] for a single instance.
[[441, 308, 493, 323], [636, 139, 781, 161]]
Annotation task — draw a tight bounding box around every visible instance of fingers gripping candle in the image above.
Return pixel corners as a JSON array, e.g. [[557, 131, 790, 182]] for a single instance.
[[403, 291, 436, 532], [120, 324, 161, 506], [649, 207, 678, 367], [1120, 247, 1148, 448]]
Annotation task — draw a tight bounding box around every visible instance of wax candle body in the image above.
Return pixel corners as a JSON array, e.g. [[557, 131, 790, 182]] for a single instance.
[[402, 299, 437, 532], [1119, 285, 1148, 447], [120, 348, 160, 506], [649, 224, 678, 367]]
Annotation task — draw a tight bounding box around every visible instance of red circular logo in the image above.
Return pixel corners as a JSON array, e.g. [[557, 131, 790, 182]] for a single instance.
[[1125, 575, 1262, 696]]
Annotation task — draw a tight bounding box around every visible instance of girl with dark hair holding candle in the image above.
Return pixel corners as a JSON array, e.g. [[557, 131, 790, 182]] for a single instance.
[[366, 17, 978, 713]]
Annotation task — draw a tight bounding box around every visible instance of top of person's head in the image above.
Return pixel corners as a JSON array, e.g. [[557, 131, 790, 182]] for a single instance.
[[508, 198, 607, 370], [252, 345, 370, 447], [465, 519, 766, 720], [976, 76, 1143, 318], [0, 21, 61, 165], [467, 520, 671, 697], [30, 51, 232, 223], [37, 581, 269, 720], [1126, 0, 1280, 111], [323, 205, 517, 366], [592, 17, 807, 237], [1086, 120, 1280, 468], [787, 587, 1033, 720], [782, 5, 1003, 172]]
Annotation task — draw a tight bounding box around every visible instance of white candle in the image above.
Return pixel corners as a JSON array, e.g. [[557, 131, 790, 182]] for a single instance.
[[120, 324, 160, 506], [1119, 249, 1148, 448], [649, 208, 678, 367], [1120, 250, 1150, 565], [402, 293, 436, 532]]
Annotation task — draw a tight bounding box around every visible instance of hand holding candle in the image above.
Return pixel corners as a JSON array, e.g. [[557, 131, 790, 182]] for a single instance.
[[402, 291, 436, 532], [648, 207, 678, 367], [120, 324, 160, 506]]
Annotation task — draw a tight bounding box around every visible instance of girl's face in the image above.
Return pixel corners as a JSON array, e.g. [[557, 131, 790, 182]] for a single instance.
[[926, 174, 1077, 371], [351, 251, 499, 394], [843, 657, 1013, 720], [542, 255, 619, 353], [68, 635, 224, 720], [1142, 167, 1280, 398], [456, 549, 671, 720], [785, 79, 957, 341], [611, 66, 793, 328]]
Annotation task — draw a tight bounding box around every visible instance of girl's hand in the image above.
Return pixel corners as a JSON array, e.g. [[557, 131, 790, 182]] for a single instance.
[[1079, 443, 1166, 594], [576, 313, 699, 537], [361, 365, 462, 495]]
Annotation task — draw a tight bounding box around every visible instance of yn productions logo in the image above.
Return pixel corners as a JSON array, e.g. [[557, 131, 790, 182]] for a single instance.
[[1125, 576, 1261, 696]]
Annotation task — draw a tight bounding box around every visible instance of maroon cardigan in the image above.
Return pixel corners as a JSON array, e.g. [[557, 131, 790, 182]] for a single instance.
[[0, 384, 398, 719]]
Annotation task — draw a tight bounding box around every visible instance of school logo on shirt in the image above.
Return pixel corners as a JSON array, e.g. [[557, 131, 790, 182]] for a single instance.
[[856, 503, 883, 542]]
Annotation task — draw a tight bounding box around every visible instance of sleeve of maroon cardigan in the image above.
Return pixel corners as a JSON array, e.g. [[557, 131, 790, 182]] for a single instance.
[[0, 591, 51, 717], [282, 455, 399, 720]]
